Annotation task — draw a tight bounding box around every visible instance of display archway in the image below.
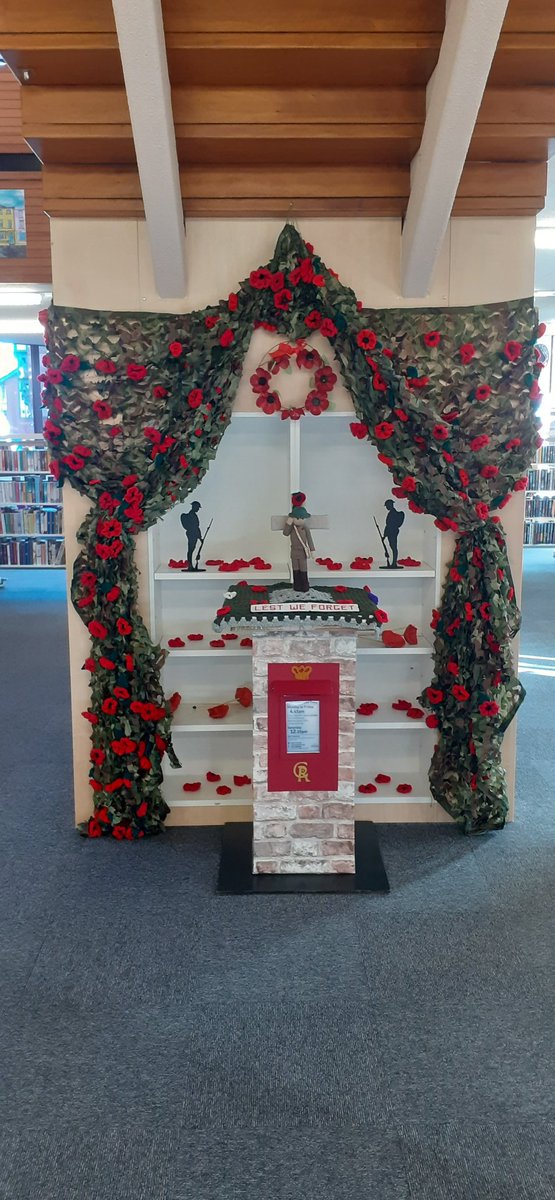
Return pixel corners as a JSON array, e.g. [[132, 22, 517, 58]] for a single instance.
[[42, 224, 541, 837]]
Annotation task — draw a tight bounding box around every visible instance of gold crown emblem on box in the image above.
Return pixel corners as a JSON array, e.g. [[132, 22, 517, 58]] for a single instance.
[[291, 663, 313, 680]]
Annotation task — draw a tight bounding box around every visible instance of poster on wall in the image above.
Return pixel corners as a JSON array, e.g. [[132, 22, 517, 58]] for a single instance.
[[0, 189, 26, 258]]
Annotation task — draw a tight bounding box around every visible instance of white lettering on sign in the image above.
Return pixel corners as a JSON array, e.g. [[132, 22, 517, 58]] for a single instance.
[[250, 602, 359, 613]]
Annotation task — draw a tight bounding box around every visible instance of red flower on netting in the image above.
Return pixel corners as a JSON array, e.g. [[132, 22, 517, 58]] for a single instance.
[[432, 425, 449, 441], [249, 269, 273, 290], [95, 358, 117, 374], [99, 656, 115, 670], [304, 310, 322, 330], [102, 698, 118, 715], [446, 661, 459, 676], [503, 341, 522, 362], [270, 271, 285, 293], [90, 748, 105, 765], [426, 687, 444, 704], [374, 422, 395, 440], [513, 478, 528, 491], [356, 329, 377, 351], [228, 292, 239, 311], [127, 363, 147, 382], [350, 422, 368, 440], [88, 620, 107, 640], [93, 400, 112, 420], [220, 329, 234, 347], [470, 434, 489, 451], [475, 384, 491, 401], [372, 372, 387, 392], [60, 354, 80, 373], [480, 602, 492, 620], [452, 685, 470, 702], [480, 464, 498, 479], [479, 700, 500, 717], [273, 288, 293, 311], [188, 388, 203, 408], [459, 343, 475, 364], [205, 315, 218, 329], [305, 391, 329, 415], [399, 476, 416, 492], [256, 391, 281, 414], [320, 318, 338, 338], [426, 714, 439, 728], [169, 341, 183, 357], [117, 618, 132, 636], [475, 502, 490, 520], [250, 369, 271, 393], [423, 331, 441, 348]]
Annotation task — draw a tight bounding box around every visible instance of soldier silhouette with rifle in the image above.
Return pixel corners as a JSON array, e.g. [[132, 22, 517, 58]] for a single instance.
[[180, 501, 212, 571], [374, 500, 404, 569]]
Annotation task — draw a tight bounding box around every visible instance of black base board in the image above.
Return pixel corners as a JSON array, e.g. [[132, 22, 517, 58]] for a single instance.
[[217, 821, 389, 894]]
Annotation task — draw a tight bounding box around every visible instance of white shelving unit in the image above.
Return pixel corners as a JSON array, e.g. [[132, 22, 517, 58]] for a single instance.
[[147, 410, 443, 822], [0, 437, 65, 568], [524, 438, 555, 547]]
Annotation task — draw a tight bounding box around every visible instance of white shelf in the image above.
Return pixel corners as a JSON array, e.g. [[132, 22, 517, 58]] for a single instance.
[[172, 703, 253, 733], [356, 773, 432, 804], [155, 561, 435, 582], [163, 628, 432, 658], [162, 771, 432, 807]]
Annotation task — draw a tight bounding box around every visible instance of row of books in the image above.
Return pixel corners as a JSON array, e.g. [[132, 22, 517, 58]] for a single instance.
[[0, 508, 64, 535], [0, 445, 49, 472], [536, 443, 555, 464], [0, 477, 61, 504], [524, 519, 555, 545], [525, 495, 555, 519], [0, 538, 66, 566], [527, 467, 555, 492]]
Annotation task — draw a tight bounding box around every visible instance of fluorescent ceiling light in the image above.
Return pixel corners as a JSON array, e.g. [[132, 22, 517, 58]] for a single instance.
[[534, 290, 555, 298], [0, 291, 43, 307]]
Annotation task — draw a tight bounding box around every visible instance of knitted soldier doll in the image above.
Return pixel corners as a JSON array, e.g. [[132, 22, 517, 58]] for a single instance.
[[282, 491, 315, 592]]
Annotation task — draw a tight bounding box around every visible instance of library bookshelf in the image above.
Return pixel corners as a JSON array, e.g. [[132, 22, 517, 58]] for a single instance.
[[0, 437, 65, 568]]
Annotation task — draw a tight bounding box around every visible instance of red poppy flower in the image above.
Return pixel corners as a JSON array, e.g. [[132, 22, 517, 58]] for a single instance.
[[480, 602, 492, 620], [314, 367, 338, 395], [356, 329, 377, 351], [269, 271, 285, 293], [446, 661, 459, 676], [358, 783, 377, 794], [475, 502, 490, 520], [480, 700, 500, 717], [459, 343, 475, 364], [216, 785, 232, 796], [169, 341, 183, 358], [95, 358, 117, 374], [117, 618, 132, 636], [46, 368, 64, 385], [205, 315, 218, 329], [50, 460, 61, 481], [357, 702, 379, 716], [102, 698, 118, 715], [426, 687, 444, 704], [452, 685, 470, 702], [127, 363, 147, 382], [374, 422, 395, 440], [188, 388, 203, 409], [206, 771, 221, 783], [92, 399, 113, 420], [257, 392, 281, 414], [305, 391, 329, 415], [503, 341, 522, 362], [208, 704, 229, 720], [470, 434, 490, 452], [250, 369, 271, 393], [394, 408, 409, 423], [375, 773, 391, 784], [188, 633, 204, 641], [88, 620, 107, 640], [350, 422, 368, 440], [219, 329, 234, 347], [513, 478, 528, 492], [304, 310, 322, 330], [63, 453, 86, 471], [426, 714, 439, 729], [235, 686, 253, 708], [475, 384, 491, 402], [374, 608, 389, 624], [480, 465, 498, 479], [90, 748, 105, 766], [423, 331, 441, 348], [372, 372, 387, 393], [432, 425, 449, 441], [113, 686, 130, 701], [249, 268, 273, 290], [273, 288, 292, 311], [240, 637, 253, 648], [297, 347, 322, 371], [320, 318, 338, 338]]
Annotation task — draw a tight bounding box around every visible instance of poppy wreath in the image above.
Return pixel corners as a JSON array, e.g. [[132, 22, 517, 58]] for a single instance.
[[43, 222, 541, 837], [250, 338, 337, 418]]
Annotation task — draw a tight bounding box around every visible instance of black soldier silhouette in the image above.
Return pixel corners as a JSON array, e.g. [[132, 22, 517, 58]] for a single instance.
[[375, 499, 405, 569], [180, 501, 202, 571]]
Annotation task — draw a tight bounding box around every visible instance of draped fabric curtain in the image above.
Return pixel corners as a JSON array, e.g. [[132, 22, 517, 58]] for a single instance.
[[42, 225, 541, 838]]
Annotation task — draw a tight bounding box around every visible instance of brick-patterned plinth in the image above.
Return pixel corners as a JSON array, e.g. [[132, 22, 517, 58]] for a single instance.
[[252, 631, 357, 875]]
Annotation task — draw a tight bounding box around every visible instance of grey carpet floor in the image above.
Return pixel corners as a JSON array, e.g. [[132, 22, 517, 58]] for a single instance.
[[0, 554, 553, 1200]]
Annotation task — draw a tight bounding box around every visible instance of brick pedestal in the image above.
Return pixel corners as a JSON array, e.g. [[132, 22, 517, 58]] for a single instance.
[[252, 631, 357, 874]]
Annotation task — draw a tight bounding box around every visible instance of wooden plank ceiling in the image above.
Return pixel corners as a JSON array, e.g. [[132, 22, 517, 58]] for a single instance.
[[0, 0, 553, 218]]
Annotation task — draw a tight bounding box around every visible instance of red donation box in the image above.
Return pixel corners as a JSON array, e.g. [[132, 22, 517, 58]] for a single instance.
[[267, 662, 340, 792]]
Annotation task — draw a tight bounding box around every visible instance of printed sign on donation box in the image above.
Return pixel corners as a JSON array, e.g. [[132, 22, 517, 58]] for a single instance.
[[267, 662, 340, 792]]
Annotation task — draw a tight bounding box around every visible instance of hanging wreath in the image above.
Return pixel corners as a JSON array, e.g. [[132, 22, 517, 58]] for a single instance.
[[250, 338, 337, 418]]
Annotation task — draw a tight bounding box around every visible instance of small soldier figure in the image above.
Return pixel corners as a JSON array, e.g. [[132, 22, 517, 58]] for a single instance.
[[382, 499, 404, 569], [282, 492, 315, 592], [180, 501, 202, 571]]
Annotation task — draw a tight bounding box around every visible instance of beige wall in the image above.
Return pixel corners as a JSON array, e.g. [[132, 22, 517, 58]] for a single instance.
[[51, 216, 535, 826]]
